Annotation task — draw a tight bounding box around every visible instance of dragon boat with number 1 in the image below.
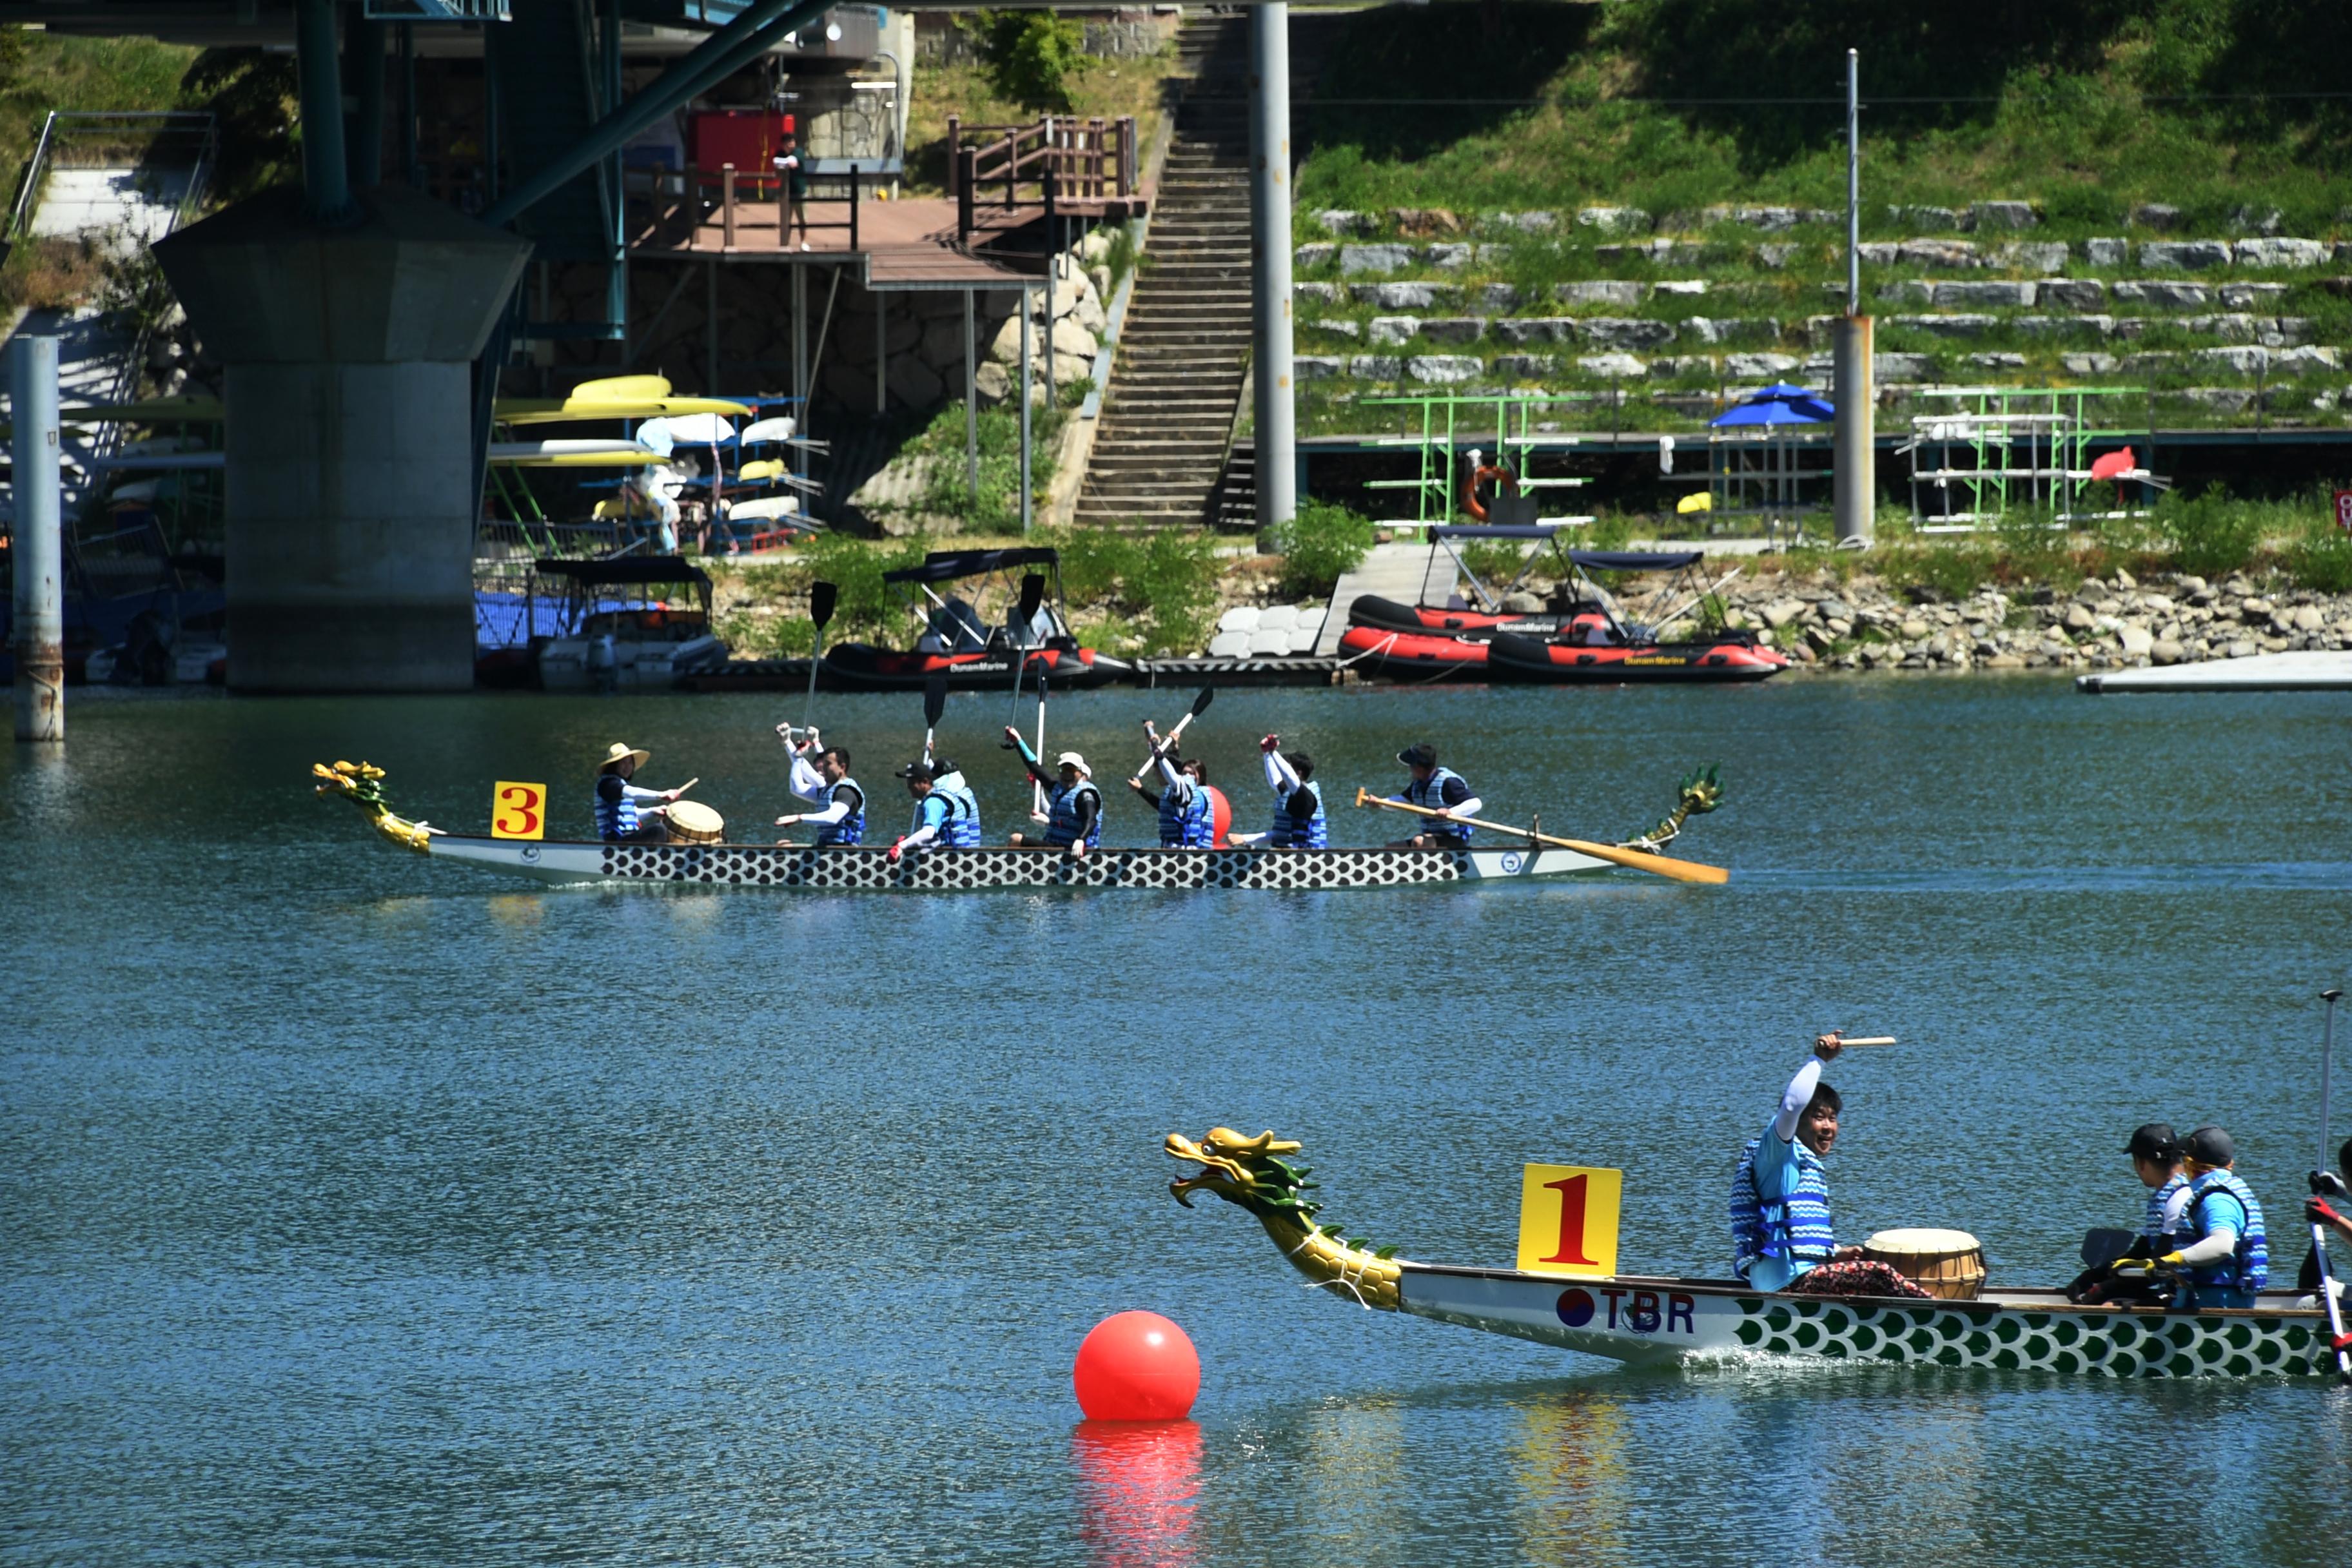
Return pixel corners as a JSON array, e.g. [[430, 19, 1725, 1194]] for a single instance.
[[311, 762, 1729, 892], [1165, 1128, 2340, 1379]]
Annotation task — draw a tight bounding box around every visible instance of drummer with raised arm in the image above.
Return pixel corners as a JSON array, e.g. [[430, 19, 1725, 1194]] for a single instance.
[[1727, 1032, 1932, 1300], [594, 741, 685, 842]]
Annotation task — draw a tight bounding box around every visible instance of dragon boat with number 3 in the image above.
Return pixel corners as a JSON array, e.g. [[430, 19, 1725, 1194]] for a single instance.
[[1165, 1128, 2342, 1379], [309, 761, 1730, 891]]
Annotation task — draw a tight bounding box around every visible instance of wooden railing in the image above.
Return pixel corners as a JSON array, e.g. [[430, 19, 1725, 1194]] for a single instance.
[[945, 114, 1137, 209], [629, 162, 865, 253]]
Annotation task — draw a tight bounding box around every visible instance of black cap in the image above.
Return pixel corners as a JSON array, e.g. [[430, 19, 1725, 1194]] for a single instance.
[[2185, 1124, 2235, 1166], [894, 760, 934, 781], [1398, 743, 1436, 769], [2125, 1122, 2180, 1162], [928, 758, 956, 778]]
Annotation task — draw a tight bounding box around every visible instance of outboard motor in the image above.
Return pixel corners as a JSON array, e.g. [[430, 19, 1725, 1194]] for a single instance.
[[587, 632, 619, 693]]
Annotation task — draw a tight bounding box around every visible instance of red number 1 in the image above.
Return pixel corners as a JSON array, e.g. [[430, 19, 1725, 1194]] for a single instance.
[[1540, 1175, 1599, 1266]]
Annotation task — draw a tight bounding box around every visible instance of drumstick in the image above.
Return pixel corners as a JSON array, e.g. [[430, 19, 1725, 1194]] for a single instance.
[[674, 776, 700, 796]]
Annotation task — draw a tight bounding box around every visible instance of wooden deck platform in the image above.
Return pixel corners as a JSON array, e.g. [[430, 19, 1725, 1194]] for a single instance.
[[625, 193, 1146, 289]]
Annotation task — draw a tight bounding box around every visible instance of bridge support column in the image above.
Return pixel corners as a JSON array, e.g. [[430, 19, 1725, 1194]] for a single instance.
[[1248, 2, 1295, 538], [154, 186, 530, 692]]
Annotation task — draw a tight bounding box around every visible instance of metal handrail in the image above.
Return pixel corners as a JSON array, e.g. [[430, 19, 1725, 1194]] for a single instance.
[[5, 110, 63, 243], [7, 110, 219, 244]]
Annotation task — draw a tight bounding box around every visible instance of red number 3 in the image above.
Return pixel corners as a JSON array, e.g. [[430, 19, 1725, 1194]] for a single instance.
[[496, 785, 542, 837]]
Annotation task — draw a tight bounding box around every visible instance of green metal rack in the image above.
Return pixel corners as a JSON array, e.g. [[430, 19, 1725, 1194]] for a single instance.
[[1902, 386, 2161, 533], [1358, 392, 1598, 526]]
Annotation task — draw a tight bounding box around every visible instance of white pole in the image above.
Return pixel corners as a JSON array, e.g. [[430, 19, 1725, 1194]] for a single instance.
[[1832, 46, 1873, 548], [1250, 2, 1297, 538], [1019, 282, 1034, 532], [963, 289, 979, 500], [10, 334, 64, 743]]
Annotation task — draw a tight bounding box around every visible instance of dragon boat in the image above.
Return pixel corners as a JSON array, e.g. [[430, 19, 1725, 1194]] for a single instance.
[[1166, 1127, 2340, 1379], [311, 762, 1726, 891]]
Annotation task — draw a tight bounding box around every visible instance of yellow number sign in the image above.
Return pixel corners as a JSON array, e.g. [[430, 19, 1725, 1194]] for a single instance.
[[1515, 1163, 1623, 1278], [491, 780, 548, 841]]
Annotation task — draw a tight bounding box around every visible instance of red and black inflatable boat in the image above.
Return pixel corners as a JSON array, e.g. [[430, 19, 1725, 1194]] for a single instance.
[[1485, 629, 1789, 684]]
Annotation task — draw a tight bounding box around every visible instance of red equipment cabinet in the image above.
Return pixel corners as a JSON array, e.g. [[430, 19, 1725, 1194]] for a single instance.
[[687, 110, 794, 173]]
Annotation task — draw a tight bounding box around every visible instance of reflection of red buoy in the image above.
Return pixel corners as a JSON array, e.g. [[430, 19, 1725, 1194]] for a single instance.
[[1073, 1311, 1200, 1420], [1072, 1418, 1202, 1561]]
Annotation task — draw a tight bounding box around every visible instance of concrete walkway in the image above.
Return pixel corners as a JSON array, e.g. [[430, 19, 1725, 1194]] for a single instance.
[[1314, 539, 1458, 654], [2077, 650, 2352, 692]]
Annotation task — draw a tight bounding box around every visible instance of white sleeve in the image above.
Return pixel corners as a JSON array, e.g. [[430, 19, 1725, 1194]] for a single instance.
[[1266, 750, 1300, 792], [2161, 1184, 2194, 1232], [1156, 753, 1188, 791], [789, 753, 826, 802], [1772, 1057, 1823, 1142], [1450, 795, 1484, 819], [900, 821, 941, 849], [2171, 1226, 2239, 1266], [623, 783, 665, 802], [801, 797, 850, 827]]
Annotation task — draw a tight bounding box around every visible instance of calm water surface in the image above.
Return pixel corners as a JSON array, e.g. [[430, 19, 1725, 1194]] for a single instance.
[[5, 677, 2351, 1565]]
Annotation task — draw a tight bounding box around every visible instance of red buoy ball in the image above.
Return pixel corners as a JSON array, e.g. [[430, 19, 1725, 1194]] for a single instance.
[[1073, 1311, 1200, 1420]]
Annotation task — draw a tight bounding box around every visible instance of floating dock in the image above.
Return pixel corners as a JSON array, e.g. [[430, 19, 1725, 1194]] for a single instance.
[[677, 656, 1358, 693], [2077, 651, 2352, 693]]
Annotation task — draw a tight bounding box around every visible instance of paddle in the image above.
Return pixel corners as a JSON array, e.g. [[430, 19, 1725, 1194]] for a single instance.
[[1032, 660, 1051, 816], [1353, 789, 1730, 885], [1006, 571, 1047, 727], [2312, 988, 2351, 1380], [1136, 686, 1216, 777], [922, 671, 948, 768], [802, 580, 837, 736]]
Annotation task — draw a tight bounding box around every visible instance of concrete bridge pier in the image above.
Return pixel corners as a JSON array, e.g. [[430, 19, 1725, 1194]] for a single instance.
[[154, 186, 529, 692]]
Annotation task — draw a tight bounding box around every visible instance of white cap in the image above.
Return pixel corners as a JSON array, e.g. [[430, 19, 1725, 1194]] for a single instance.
[[1055, 750, 1090, 775]]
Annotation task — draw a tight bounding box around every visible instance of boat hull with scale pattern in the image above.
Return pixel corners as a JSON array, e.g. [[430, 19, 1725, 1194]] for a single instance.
[[423, 839, 1618, 888], [1395, 1264, 2333, 1378]]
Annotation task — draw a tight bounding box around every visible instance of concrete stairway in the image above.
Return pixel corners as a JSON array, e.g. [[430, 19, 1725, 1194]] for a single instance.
[[1073, 13, 1253, 526]]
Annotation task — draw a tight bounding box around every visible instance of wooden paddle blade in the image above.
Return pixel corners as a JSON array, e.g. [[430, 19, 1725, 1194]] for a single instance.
[[1552, 836, 1730, 884], [809, 580, 839, 631], [1017, 573, 1046, 625], [924, 671, 948, 728]]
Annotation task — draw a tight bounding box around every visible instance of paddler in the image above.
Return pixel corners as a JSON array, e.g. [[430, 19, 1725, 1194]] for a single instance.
[[772, 729, 865, 846], [1729, 1033, 1932, 1299], [2125, 1125, 2270, 1309], [1128, 721, 1215, 848], [2070, 1122, 2192, 1304], [593, 741, 683, 843], [1226, 734, 1324, 848], [1002, 727, 1101, 857], [925, 756, 984, 847], [1386, 743, 1482, 848], [885, 758, 957, 861]]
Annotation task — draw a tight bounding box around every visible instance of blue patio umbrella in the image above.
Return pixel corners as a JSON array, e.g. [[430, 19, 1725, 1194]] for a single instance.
[[1710, 382, 1836, 426]]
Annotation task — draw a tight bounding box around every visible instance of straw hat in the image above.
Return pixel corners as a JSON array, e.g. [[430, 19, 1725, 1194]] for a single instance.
[[600, 741, 651, 772]]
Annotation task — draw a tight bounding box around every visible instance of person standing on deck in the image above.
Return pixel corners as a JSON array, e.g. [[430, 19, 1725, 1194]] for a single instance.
[[594, 742, 683, 843], [1386, 743, 1482, 848], [773, 131, 810, 251], [1003, 728, 1102, 858], [772, 730, 864, 847], [1729, 1033, 1931, 1300], [2140, 1126, 2269, 1309], [1226, 736, 1324, 849]]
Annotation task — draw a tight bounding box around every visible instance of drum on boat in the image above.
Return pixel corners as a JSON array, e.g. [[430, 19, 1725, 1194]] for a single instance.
[[667, 799, 726, 845], [1862, 1228, 1987, 1300]]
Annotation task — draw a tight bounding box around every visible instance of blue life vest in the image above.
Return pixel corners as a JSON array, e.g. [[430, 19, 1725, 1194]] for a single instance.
[[1729, 1132, 1836, 1280], [932, 774, 982, 847], [1156, 781, 1213, 848], [594, 775, 640, 840], [1270, 779, 1327, 848], [2182, 1170, 2269, 1293], [1044, 780, 1104, 848], [2142, 1172, 2188, 1249], [814, 777, 864, 847], [1404, 765, 1473, 843]]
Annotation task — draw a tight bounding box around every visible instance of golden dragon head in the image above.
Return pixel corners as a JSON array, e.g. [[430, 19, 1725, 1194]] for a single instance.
[[1165, 1126, 1404, 1308], [312, 761, 438, 853]]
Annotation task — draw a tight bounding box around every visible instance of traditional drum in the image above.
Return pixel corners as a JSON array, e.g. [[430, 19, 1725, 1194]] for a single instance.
[[1862, 1229, 1987, 1300], [667, 799, 726, 845]]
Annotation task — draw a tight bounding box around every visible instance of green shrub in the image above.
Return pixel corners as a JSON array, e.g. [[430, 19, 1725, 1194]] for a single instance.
[[792, 534, 936, 644], [1036, 525, 1220, 654], [966, 9, 1085, 112], [2159, 489, 2264, 579], [2284, 529, 2352, 594], [1271, 500, 1376, 600], [1879, 542, 1995, 602], [716, 612, 818, 658]]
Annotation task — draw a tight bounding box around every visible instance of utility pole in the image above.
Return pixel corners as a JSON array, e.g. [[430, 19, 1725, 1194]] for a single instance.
[[1833, 47, 1874, 547], [11, 335, 64, 742], [1249, 3, 1296, 540]]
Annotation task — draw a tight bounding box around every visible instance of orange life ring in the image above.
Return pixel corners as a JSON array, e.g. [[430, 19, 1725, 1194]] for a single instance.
[[1461, 462, 1518, 522]]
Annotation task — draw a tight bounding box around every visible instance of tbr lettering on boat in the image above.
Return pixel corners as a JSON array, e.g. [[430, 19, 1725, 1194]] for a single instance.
[[1556, 1286, 1699, 1334]]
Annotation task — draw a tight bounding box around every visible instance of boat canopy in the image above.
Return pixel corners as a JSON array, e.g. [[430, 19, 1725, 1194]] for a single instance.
[[534, 556, 714, 587], [884, 547, 1062, 584], [1569, 549, 1704, 571], [1428, 524, 1564, 540]]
